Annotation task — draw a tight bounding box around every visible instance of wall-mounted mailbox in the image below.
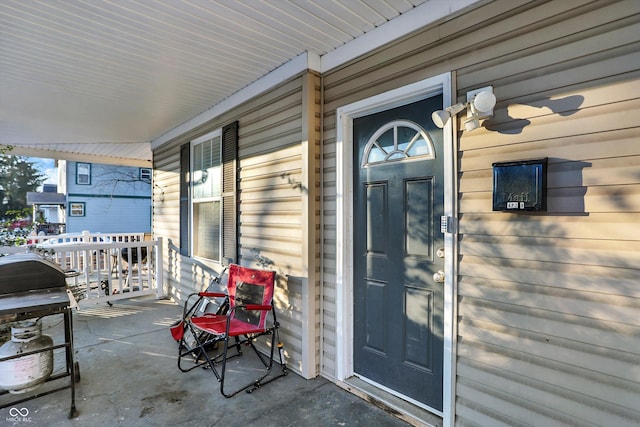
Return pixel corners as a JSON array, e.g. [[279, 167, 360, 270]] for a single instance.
[[492, 158, 547, 212]]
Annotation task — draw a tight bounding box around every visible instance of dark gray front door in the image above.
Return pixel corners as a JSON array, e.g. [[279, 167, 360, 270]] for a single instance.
[[353, 95, 444, 410]]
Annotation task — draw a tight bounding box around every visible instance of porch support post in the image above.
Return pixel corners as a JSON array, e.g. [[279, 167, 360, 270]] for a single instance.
[[155, 237, 164, 298], [300, 71, 321, 379]]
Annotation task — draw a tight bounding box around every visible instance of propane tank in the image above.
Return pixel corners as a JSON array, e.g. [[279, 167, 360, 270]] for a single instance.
[[0, 319, 53, 394]]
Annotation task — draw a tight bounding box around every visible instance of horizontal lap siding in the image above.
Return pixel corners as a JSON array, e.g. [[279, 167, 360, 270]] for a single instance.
[[153, 146, 184, 299], [321, 0, 640, 425], [153, 76, 310, 375], [152, 150, 180, 242], [454, 0, 640, 425], [238, 142, 306, 361], [239, 77, 308, 373], [320, 119, 338, 379]]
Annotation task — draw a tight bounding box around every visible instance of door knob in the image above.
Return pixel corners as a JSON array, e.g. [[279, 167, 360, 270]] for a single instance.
[[433, 270, 445, 283]]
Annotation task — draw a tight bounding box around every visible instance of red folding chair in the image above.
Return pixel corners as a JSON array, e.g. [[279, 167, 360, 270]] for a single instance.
[[176, 264, 287, 397]]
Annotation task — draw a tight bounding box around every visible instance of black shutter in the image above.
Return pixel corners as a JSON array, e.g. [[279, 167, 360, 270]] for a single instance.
[[221, 121, 238, 265], [179, 142, 190, 256]]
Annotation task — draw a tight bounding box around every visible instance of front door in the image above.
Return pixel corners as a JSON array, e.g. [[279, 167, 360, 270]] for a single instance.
[[353, 95, 444, 411]]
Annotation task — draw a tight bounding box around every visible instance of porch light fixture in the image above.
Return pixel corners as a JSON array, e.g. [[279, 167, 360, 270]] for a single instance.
[[432, 86, 496, 131], [431, 102, 466, 129]]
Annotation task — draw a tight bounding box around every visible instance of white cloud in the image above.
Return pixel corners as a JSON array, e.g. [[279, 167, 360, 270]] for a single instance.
[[28, 157, 58, 188], [43, 166, 57, 184]]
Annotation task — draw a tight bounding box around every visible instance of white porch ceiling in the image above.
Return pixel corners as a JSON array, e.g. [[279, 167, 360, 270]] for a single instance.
[[1, 0, 478, 166]]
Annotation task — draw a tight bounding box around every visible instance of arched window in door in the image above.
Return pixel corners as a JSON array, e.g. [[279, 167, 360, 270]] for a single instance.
[[361, 120, 435, 167]]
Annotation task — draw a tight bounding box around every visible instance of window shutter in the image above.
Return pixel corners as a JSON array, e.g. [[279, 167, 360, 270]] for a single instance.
[[221, 121, 238, 265], [179, 142, 190, 256]]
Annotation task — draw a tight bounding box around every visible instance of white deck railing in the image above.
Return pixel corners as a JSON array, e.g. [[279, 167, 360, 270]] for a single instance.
[[1, 232, 164, 307]]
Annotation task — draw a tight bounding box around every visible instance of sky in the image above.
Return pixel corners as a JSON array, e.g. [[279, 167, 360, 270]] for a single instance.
[[29, 157, 57, 189]]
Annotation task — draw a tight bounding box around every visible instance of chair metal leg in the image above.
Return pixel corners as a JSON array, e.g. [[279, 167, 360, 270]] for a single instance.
[[177, 324, 222, 379], [244, 326, 288, 394], [219, 324, 289, 398]]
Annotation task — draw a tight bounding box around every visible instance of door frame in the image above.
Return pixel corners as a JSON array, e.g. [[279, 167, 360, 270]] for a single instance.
[[334, 72, 458, 424]]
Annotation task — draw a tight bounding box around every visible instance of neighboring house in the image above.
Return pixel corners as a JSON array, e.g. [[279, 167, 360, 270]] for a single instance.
[[150, 1, 639, 426], [26, 183, 66, 235], [59, 160, 152, 234]]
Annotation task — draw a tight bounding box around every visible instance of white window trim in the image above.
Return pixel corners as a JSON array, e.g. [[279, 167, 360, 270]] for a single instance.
[[190, 129, 223, 262], [139, 168, 152, 181], [334, 73, 457, 426], [76, 162, 91, 185]]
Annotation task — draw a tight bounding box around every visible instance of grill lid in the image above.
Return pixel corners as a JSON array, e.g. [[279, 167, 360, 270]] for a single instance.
[[0, 253, 67, 295]]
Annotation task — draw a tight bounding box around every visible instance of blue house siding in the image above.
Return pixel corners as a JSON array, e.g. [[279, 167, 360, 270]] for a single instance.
[[65, 161, 151, 233], [66, 194, 151, 233]]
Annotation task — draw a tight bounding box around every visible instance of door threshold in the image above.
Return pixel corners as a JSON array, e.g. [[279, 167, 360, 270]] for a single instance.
[[337, 377, 443, 427]]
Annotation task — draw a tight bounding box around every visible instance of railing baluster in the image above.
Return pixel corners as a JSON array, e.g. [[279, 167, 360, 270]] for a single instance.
[[1, 232, 161, 305]]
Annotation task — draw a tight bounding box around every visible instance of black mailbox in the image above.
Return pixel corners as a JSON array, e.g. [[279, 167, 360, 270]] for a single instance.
[[492, 158, 547, 212]]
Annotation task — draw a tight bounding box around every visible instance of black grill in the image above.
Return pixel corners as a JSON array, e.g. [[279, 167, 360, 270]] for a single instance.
[[0, 253, 69, 315], [0, 253, 78, 418]]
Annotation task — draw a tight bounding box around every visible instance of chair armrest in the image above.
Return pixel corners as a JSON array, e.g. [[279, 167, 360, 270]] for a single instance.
[[242, 304, 272, 311], [198, 292, 227, 298]]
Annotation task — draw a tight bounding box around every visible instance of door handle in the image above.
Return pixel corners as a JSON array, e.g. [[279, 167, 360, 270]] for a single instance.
[[433, 270, 445, 283]]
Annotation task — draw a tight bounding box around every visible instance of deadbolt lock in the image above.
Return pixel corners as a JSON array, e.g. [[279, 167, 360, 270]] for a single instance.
[[436, 247, 445, 258]]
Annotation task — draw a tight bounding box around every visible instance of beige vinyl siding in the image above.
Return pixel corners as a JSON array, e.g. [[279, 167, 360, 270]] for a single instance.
[[152, 147, 185, 298], [320, 129, 337, 379], [321, 0, 639, 425], [152, 154, 180, 243], [152, 72, 321, 378], [454, 0, 640, 423]]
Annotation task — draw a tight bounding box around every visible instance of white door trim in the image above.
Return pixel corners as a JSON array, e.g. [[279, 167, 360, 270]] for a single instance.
[[335, 72, 457, 426]]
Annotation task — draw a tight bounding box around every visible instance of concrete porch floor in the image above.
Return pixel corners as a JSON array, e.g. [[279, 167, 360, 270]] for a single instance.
[[1, 296, 411, 426]]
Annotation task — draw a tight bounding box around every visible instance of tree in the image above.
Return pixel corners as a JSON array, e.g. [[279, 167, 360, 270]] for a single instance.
[[0, 154, 46, 220]]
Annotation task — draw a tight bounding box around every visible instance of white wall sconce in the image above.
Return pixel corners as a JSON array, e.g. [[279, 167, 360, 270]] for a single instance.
[[432, 86, 496, 131]]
